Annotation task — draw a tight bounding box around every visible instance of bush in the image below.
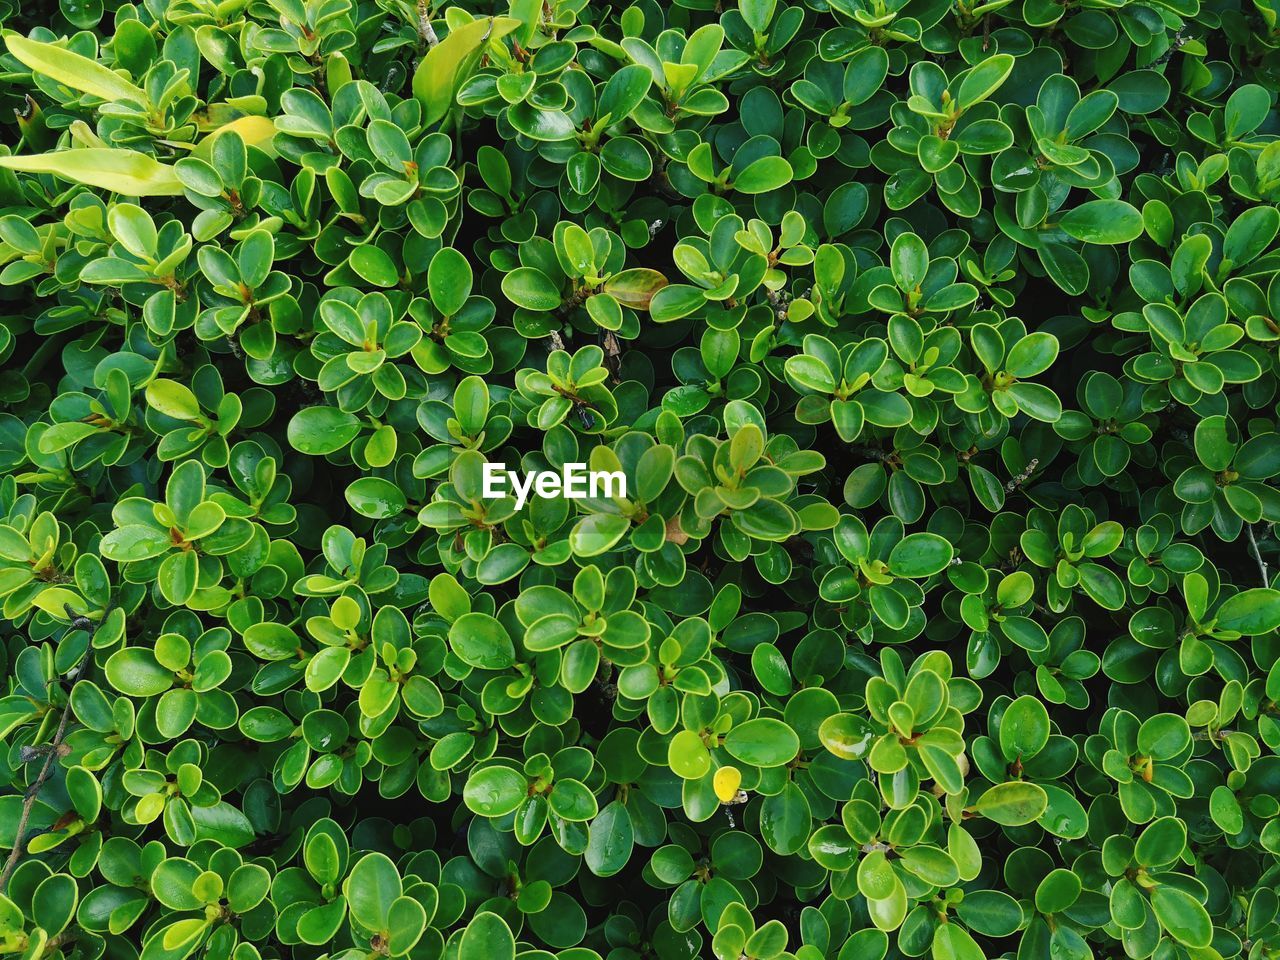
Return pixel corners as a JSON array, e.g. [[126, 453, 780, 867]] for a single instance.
[[2, 0, 1280, 959]]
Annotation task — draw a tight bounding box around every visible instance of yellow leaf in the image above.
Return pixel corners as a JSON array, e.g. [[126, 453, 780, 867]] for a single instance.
[[0, 148, 184, 196], [714, 766, 742, 803], [196, 102, 265, 130], [5, 35, 149, 107], [192, 115, 278, 160]]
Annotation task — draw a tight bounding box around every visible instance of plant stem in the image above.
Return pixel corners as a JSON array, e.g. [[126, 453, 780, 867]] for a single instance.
[[1246, 522, 1269, 588], [0, 612, 100, 892], [417, 0, 438, 46]]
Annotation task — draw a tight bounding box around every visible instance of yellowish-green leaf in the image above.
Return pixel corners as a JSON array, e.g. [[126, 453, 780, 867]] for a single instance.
[[412, 17, 520, 127], [603, 269, 669, 310], [0, 149, 184, 196], [31, 586, 92, 620], [5, 35, 149, 107], [67, 120, 108, 148]]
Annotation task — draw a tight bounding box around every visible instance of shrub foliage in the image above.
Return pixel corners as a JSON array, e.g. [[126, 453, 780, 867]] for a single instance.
[[2, 1, 1280, 960]]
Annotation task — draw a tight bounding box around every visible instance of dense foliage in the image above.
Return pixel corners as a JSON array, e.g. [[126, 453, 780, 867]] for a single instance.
[[3, 0, 1280, 958]]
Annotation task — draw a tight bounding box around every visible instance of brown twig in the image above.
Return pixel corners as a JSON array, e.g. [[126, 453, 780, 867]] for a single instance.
[[1005, 458, 1040, 492], [0, 697, 72, 892]]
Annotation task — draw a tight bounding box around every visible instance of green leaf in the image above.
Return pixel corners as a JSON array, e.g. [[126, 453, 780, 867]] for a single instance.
[[724, 718, 800, 767], [428, 247, 473, 316], [345, 853, 401, 932], [146, 380, 202, 420], [345, 477, 407, 519], [459, 913, 516, 960], [569, 514, 631, 557], [190, 802, 255, 847], [502, 266, 561, 311], [1136, 713, 1190, 760], [785, 355, 836, 393], [1134, 816, 1186, 867], [584, 801, 633, 877], [1214, 588, 1280, 635], [448, 613, 515, 669], [1059, 201, 1144, 244], [956, 54, 1014, 108], [104, 648, 172, 696], [733, 156, 792, 193], [1150, 886, 1212, 948], [1005, 333, 1059, 378], [999, 695, 1050, 762], [463, 766, 527, 817], [288, 406, 361, 455], [891, 232, 929, 291], [888, 533, 953, 578], [933, 923, 985, 960], [973, 782, 1048, 825]]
